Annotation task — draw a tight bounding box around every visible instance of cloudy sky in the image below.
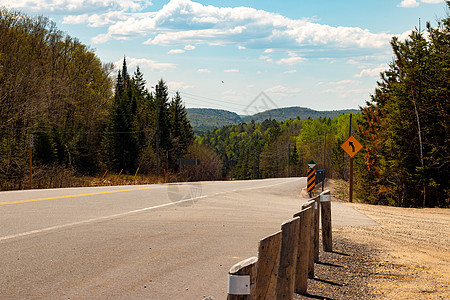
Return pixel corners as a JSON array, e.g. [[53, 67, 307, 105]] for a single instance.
[[3, 0, 448, 114]]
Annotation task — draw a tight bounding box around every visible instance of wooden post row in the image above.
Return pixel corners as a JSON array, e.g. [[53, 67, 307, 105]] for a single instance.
[[320, 190, 332, 252], [227, 192, 332, 299]]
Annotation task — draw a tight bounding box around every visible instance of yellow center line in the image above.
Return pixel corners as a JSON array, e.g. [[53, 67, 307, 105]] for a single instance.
[[0, 181, 242, 206], [0, 178, 297, 206], [0, 186, 168, 206]]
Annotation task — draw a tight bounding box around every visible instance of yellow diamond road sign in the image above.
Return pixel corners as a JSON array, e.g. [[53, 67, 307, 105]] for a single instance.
[[341, 135, 363, 158]]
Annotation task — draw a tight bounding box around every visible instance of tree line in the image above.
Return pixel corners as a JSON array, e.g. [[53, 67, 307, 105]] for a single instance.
[[0, 9, 202, 189], [198, 114, 360, 181], [355, 6, 449, 208]]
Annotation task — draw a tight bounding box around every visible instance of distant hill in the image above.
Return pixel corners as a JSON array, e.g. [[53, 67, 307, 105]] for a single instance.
[[186, 107, 360, 135], [241, 106, 360, 123], [186, 108, 242, 135]]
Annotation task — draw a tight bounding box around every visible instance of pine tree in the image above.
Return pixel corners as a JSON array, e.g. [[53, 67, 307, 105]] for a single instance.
[[106, 58, 139, 173], [169, 91, 194, 169], [357, 8, 449, 207], [153, 79, 171, 175]]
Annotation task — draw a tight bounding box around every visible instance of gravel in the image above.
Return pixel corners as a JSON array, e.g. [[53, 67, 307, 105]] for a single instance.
[[294, 181, 450, 299]]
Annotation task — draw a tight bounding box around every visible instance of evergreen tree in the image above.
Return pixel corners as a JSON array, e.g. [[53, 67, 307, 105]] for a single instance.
[[153, 79, 171, 174], [357, 8, 449, 207], [169, 92, 194, 169], [106, 58, 139, 173]]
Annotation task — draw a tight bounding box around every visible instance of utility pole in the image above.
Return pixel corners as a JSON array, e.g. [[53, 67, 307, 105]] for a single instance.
[[155, 84, 160, 179], [29, 134, 33, 189], [288, 145, 290, 177], [230, 158, 233, 181], [323, 132, 326, 192], [348, 114, 353, 202]]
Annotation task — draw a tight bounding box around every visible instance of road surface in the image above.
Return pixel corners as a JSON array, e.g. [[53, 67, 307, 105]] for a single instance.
[[0, 178, 376, 299]]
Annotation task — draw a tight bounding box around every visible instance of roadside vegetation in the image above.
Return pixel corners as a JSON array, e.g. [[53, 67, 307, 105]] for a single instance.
[[0, 6, 448, 207], [0, 9, 218, 190], [355, 5, 449, 208]]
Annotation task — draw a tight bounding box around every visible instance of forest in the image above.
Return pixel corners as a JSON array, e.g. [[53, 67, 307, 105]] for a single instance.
[[355, 11, 449, 208], [198, 115, 359, 181], [0, 7, 448, 207], [0, 9, 215, 189]]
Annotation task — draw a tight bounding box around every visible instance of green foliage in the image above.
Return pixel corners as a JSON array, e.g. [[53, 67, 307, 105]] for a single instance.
[[0, 9, 114, 184], [0, 10, 196, 187], [187, 107, 361, 135], [169, 92, 195, 170], [357, 8, 450, 207], [103, 62, 195, 176], [200, 116, 357, 180]]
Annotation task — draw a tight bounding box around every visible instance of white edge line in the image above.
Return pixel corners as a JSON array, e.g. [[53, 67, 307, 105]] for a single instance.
[[0, 196, 207, 242], [1, 178, 302, 242]]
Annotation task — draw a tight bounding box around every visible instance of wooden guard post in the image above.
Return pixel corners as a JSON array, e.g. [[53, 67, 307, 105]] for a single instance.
[[227, 257, 258, 300], [275, 217, 300, 300], [313, 196, 320, 262], [320, 190, 332, 252], [256, 231, 282, 299], [293, 206, 312, 294], [301, 201, 315, 279]]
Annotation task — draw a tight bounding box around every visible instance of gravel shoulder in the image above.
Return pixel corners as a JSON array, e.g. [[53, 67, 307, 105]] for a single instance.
[[295, 180, 450, 299]]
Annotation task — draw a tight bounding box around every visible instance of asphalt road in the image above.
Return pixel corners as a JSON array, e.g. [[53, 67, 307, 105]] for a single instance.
[[0, 178, 376, 299]]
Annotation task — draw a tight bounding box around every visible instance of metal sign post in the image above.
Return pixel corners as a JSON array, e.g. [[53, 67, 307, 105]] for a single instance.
[[340, 135, 363, 202]]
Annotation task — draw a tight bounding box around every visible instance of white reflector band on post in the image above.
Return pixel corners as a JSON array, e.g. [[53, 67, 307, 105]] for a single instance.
[[228, 275, 250, 295], [320, 194, 331, 202]]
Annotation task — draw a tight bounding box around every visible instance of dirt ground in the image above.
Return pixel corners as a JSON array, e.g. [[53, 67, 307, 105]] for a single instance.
[[296, 180, 450, 299]]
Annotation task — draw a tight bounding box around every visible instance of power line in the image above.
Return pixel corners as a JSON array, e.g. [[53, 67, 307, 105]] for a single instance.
[[0, 125, 156, 135]]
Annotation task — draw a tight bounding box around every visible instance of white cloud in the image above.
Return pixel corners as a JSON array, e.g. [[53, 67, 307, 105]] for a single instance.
[[223, 89, 236, 95], [114, 57, 176, 71], [320, 58, 336, 64], [398, 0, 445, 6], [266, 85, 300, 94], [398, 0, 419, 7], [89, 0, 392, 50], [3, 0, 152, 14], [277, 56, 306, 65], [264, 49, 274, 53], [168, 49, 185, 54], [184, 44, 196, 50], [224, 69, 239, 73], [167, 81, 193, 90], [197, 68, 211, 73], [259, 55, 273, 62], [238, 45, 246, 50], [354, 64, 388, 78], [316, 79, 357, 87], [63, 14, 89, 24], [64, 11, 151, 27], [317, 79, 370, 101], [283, 70, 297, 74], [421, 0, 445, 3]]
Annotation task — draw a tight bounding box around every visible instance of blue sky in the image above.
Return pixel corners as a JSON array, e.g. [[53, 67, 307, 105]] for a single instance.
[[3, 0, 448, 114]]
